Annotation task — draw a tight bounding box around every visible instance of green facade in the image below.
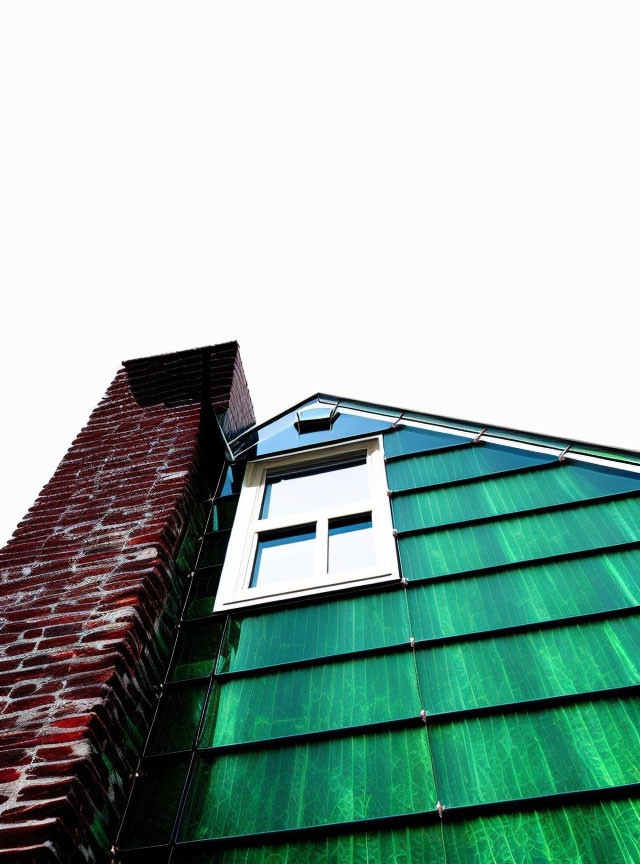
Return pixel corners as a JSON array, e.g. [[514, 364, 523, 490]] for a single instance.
[[118, 416, 640, 863]]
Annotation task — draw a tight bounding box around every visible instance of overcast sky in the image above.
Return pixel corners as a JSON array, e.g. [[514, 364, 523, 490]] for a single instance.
[[1, 3, 639, 545]]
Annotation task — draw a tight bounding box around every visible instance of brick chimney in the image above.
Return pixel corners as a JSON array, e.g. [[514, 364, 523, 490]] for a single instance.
[[0, 343, 254, 862]]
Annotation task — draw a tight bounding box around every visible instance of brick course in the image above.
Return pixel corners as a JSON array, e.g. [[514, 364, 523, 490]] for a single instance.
[[0, 343, 254, 862]]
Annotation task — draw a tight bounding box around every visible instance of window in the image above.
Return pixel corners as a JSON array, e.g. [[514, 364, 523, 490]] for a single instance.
[[214, 437, 398, 610]]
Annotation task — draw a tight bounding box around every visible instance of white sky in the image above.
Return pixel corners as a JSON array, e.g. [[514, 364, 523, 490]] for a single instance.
[[1, 3, 640, 546]]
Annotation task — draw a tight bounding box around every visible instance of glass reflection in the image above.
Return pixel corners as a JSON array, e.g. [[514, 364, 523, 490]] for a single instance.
[[328, 514, 375, 573], [261, 458, 368, 519], [251, 526, 316, 588]]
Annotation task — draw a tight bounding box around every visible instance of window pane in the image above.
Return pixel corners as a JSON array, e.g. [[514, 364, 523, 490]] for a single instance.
[[251, 526, 316, 588], [261, 458, 368, 519], [328, 514, 375, 573]]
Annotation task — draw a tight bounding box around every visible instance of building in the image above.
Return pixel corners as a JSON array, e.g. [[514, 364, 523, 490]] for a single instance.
[[1, 342, 639, 863]]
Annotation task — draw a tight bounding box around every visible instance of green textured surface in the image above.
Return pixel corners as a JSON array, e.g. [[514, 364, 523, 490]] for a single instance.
[[443, 797, 640, 864], [408, 547, 640, 641], [147, 683, 209, 755], [173, 798, 640, 864], [122, 422, 640, 859], [217, 589, 408, 673], [119, 755, 189, 848], [205, 651, 419, 747], [416, 615, 640, 714], [198, 531, 230, 569], [179, 728, 436, 840], [432, 697, 640, 806], [399, 496, 640, 579], [184, 568, 221, 620], [169, 619, 225, 682], [387, 442, 553, 492], [173, 825, 444, 864], [392, 461, 640, 533], [211, 497, 238, 532]]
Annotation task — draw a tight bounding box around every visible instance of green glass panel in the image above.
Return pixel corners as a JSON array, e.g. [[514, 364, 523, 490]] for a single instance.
[[147, 683, 209, 755], [118, 755, 189, 848], [173, 824, 445, 864], [432, 697, 640, 806], [218, 589, 408, 674], [399, 497, 640, 579], [383, 426, 468, 459], [198, 531, 230, 569], [416, 615, 640, 715], [175, 531, 198, 581], [211, 498, 237, 532], [184, 568, 221, 620], [393, 462, 640, 533], [169, 619, 225, 682], [387, 442, 554, 492], [174, 503, 209, 579], [408, 548, 640, 641], [179, 727, 436, 840], [204, 651, 419, 747], [173, 799, 640, 864], [444, 797, 640, 864]]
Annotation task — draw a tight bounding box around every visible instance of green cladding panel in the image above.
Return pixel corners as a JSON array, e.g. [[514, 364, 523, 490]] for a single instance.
[[407, 547, 640, 642], [399, 496, 640, 579], [416, 615, 640, 715], [148, 683, 209, 755], [173, 799, 640, 864], [205, 651, 420, 747], [119, 755, 190, 848], [431, 697, 640, 806], [218, 589, 408, 673], [126, 409, 640, 861], [386, 441, 554, 492], [179, 728, 436, 840], [392, 461, 640, 533], [169, 619, 225, 682]]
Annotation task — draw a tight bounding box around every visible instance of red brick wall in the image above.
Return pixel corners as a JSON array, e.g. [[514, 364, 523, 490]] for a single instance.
[[0, 344, 254, 862]]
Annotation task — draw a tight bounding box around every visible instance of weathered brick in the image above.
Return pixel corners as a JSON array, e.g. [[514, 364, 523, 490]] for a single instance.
[[0, 344, 254, 861]]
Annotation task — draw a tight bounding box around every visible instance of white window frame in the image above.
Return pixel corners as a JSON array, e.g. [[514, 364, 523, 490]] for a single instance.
[[214, 436, 398, 611]]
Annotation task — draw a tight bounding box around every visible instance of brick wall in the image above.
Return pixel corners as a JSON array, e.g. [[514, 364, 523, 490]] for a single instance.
[[0, 343, 254, 863]]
